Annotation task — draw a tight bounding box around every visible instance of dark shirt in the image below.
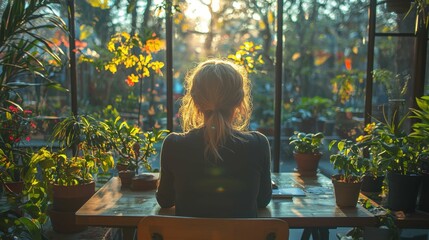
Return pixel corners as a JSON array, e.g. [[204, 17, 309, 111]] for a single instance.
[[156, 128, 272, 218]]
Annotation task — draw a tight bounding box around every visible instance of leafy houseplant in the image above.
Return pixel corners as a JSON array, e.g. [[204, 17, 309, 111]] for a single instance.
[[295, 97, 334, 133], [31, 115, 114, 233], [0, 105, 36, 185], [353, 122, 389, 195], [409, 96, 429, 212], [329, 139, 364, 207], [0, 0, 67, 238], [364, 111, 422, 212], [289, 131, 324, 176], [104, 116, 168, 190]]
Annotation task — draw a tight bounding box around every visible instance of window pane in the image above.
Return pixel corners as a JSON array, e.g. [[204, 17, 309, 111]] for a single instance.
[[376, 0, 416, 34], [280, 0, 368, 171], [372, 36, 415, 126]]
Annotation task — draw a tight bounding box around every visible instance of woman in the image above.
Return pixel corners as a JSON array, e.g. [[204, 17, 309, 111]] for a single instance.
[[156, 59, 272, 217]]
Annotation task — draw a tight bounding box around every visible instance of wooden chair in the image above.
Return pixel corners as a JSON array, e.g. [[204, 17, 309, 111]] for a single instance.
[[137, 215, 289, 240]]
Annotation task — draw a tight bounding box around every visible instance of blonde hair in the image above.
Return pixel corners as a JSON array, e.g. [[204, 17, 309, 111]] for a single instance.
[[179, 59, 252, 162]]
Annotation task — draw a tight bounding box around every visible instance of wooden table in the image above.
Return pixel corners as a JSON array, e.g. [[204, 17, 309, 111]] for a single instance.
[[76, 172, 377, 239]]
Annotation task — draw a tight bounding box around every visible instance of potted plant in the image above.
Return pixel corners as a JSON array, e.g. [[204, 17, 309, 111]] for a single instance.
[[329, 139, 364, 207], [409, 96, 429, 212], [289, 131, 324, 176], [0, 105, 37, 194], [0, 0, 67, 238], [369, 111, 422, 213], [295, 96, 334, 133], [354, 122, 388, 195], [0, 0, 66, 193], [31, 114, 114, 233], [104, 116, 168, 190]]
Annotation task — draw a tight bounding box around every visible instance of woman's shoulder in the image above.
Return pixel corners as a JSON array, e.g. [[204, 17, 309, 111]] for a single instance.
[[163, 129, 203, 144], [237, 130, 269, 145]]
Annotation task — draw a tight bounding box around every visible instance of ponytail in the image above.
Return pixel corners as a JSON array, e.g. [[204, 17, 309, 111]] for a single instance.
[[179, 59, 252, 162]]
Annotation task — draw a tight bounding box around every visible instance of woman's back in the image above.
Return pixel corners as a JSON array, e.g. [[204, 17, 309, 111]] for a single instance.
[[156, 129, 272, 217]]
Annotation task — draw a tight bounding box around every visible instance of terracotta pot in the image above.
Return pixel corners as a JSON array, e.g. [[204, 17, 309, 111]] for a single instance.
[[332, 175, 362, 208], [116, 163, 129, 172], [49, 207, 87, 233], [51, 181, 96, 212], [131, 174, 159, 191], [119, 170, 135, 188], [293, 152, 322, 176]]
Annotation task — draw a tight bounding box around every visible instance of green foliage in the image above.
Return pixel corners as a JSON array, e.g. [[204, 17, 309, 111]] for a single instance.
[[0, 208, 44, 240], [330, 70, 365, 105], [372, 69, 409, 99], [358, 110, 421, 175], [410, 96, 429, 143], [228, 41, 264, 73], [289, 131, 324, 154], [0, 1, 67, 238], [32, 115, 115, 186], [342, 198, 399, 240], [409, 96, 429, 167], [329, 139, 364, 183], [296, 96, 334, 119], [0, 0, 67, 105], [104, 116, 168, 173]]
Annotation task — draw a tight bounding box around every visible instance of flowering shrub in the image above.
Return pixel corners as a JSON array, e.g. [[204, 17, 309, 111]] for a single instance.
[[0, 105, 37, 182], [80, 32, 165, 87], [228, 41, 264, 73], [1, 105, 36, 147]]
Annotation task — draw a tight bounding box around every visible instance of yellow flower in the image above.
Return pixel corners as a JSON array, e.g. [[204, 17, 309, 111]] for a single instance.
[[105, 63, 117, 74], [121, 32, 131, 40], [107, 41, 115, 52], [356, 135, 365, 143], [364, 122, 376, 134]]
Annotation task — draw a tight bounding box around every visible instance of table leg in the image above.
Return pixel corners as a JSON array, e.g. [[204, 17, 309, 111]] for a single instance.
[[121, 227, 136, 240]]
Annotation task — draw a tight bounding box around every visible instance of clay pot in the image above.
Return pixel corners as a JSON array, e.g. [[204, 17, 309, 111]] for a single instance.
[[49, 207, 87, 233], [51, 181, 96, 212], [131, 174, 159, 191], [118, 170, 135, 188], [332, 175, 362, 208], [116, 163, 129, 172], [49, 181, 95, 233], [293, 152, 322, 176]]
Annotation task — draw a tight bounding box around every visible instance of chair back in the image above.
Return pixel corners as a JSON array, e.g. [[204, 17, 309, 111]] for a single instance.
[[137, 215, 289, 240]]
